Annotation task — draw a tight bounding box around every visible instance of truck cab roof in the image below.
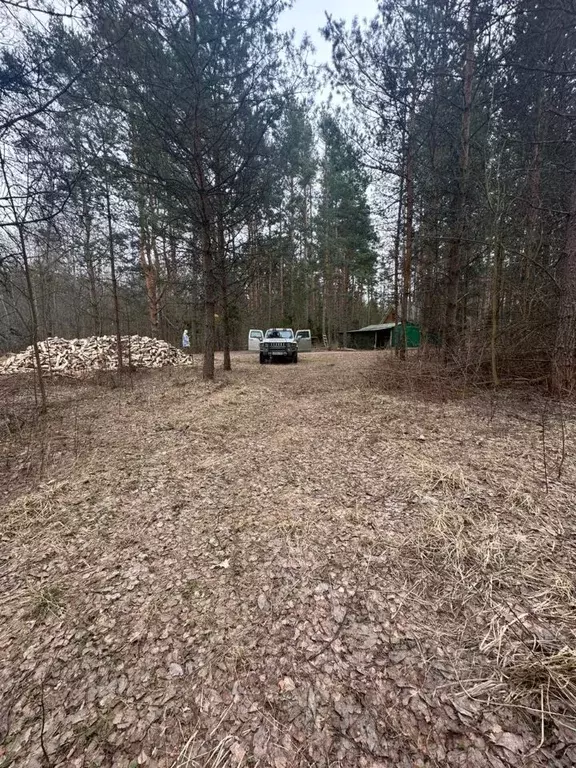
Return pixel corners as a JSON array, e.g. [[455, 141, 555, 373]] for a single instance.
[[264, 328, 294, 339]]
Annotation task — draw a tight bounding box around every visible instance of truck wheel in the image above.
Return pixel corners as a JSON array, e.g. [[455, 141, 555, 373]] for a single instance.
[[293, 353, 298, 364], [259, 353, 265, 364]]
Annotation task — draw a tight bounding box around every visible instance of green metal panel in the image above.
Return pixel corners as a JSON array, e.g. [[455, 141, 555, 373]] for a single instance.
[[392, 323, 420, 348]]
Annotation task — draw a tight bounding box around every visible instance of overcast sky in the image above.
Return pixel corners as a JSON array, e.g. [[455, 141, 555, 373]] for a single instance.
[[277, 0, 379, 65], [276, 1, 394, 244]]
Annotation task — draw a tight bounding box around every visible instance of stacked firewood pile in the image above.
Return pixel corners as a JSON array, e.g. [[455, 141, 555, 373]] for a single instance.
[[0, 335, 194, 375]]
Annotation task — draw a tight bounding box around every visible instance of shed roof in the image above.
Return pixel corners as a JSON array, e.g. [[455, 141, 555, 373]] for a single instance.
[[348, 323, 396, 333]]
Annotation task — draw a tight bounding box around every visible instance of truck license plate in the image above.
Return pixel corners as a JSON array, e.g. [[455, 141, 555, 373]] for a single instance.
[[272, 350, 284, 355]]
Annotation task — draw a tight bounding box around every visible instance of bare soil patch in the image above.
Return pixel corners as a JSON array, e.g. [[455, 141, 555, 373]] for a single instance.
[[1, 350, 576, 767]]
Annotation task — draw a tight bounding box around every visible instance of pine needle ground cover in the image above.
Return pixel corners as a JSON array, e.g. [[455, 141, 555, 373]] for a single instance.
[[1, 351, 576, 767]]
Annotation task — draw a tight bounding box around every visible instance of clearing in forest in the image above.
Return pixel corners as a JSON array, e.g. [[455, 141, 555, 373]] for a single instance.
[[1, 351, 576, 768]]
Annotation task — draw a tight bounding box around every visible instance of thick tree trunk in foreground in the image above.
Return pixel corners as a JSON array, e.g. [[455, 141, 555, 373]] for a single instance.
[[20, 226, 47, 413], [219, 233, 232, 372], [202, 216, 216, 381], [222, 274, 232, 372], [215, 179, 231, 372]]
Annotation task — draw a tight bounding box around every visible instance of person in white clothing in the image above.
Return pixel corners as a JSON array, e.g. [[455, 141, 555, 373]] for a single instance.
[[182, 329, 191, 354]]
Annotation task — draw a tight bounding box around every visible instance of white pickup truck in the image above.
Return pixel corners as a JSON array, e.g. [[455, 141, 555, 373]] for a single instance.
[[248, 327, 312, 361]]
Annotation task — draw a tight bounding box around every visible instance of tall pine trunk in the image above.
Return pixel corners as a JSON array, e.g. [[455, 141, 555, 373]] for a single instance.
[[551, 171, 576, 395], [105, 179, 123, 371], [80, 186, 100, 336], [133, 140, 160, 338], [221, 274, 231, 371], [322, 242, 330, 347], [490, 240, 502, 387], [400, 114, 415, 362], [393, 157, 405, 357], [201, 214, 216, 380], [523, 94, 543, 321], [139, 213, 160, 338], [217, 207, 231, 372], [188, 0, 215, 380], [444, 0, 476, 363], [20, 225, 47, 413]]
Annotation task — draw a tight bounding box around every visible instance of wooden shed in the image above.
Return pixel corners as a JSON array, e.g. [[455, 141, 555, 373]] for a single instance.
[[346, 322, 420, 350]]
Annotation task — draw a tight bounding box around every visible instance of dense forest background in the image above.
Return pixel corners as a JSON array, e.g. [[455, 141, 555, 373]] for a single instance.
[[1, 0, 576, 391]]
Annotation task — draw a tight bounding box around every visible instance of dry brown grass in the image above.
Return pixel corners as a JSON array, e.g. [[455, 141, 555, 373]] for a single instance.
[[370, 347, 569, 402], [1, 350, 576, 767], [364, 349, 576, 758], [368, 349, 472, 401], [395, 416, 576, 745], [170, 732, 243, 768]]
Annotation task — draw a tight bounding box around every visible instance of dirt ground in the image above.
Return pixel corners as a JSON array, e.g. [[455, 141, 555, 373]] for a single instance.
[[1, 351, 576, 767]]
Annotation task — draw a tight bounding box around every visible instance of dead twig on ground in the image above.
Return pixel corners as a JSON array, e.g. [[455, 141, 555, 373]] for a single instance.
[[39, 680, 50, 767]]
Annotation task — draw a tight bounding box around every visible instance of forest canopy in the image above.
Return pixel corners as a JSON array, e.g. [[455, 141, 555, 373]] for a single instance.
[[1, 0, 575, 392]]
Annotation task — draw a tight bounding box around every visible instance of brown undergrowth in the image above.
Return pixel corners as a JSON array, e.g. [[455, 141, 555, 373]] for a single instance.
[[370, 347, 561, 401], [373, 350, 576, 759]]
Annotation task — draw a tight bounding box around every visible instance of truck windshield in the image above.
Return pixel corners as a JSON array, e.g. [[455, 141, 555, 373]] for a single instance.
[[265, 330, 293, 339]]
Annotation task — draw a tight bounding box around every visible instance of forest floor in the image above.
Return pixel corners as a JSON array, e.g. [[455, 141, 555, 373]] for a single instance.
[[2, 351, 576, 768]]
